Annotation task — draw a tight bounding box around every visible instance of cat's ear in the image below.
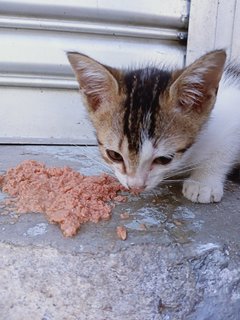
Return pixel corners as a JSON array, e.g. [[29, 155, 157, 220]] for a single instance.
[[67, 52, 119, 112], [169, 50, 226, 114]]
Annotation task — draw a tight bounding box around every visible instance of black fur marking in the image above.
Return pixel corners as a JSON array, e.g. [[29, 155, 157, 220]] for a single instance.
[[123, 67, 172, 152], [225, 63, 240, 87]]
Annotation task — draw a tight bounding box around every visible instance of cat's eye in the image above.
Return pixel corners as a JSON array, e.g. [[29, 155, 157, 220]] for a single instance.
[[153, 156, 173, 165], [106, 149, 123, 162]]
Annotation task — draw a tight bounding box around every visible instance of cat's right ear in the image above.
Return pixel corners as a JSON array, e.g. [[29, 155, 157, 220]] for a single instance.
[[67, 52, 119, 112], [169, 50, 226, 115]]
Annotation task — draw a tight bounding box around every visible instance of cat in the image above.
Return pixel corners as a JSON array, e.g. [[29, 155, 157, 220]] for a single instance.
[[67, 50, 240, 203]]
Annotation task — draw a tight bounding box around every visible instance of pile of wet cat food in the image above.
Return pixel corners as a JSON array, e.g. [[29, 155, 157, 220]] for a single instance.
[[0, 160, 127, 237]]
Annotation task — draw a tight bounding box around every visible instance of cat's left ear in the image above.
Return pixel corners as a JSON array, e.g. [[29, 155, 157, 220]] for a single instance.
[[67, 52, 119, 112], [169, 50, 226, 113]]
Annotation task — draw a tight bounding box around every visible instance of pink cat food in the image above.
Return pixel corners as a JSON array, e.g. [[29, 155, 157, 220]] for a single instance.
[[0, 160, 126, 237], [116, 225, 127, 240]]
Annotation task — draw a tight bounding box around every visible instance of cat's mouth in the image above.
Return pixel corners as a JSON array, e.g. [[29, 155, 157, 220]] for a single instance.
[[128, 187, 145, 194]]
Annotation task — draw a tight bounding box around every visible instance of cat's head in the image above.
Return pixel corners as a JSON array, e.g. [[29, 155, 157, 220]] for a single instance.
[[67, 50, 226, 190]]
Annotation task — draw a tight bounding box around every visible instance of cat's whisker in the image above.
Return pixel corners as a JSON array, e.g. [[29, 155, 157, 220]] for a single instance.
[[149, 162, 205, 182], [161, 178, 214, 187], [160, 179, 185, 184], [70, 143, 115, 175], [163, 168, 197, 180]]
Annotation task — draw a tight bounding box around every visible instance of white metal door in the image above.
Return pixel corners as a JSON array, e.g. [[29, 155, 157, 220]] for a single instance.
[[0, 0, 189, 144]]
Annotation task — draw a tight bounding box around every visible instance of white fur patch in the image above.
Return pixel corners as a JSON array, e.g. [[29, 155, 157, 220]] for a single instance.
[[183, 178, 224, 203], [114, 170, 128, 189], [139, 139, 154, 165], [182, 78, 240, 203]]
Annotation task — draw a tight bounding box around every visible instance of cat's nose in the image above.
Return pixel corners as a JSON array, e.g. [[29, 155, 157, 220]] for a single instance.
[[127, 177, 146, 190]]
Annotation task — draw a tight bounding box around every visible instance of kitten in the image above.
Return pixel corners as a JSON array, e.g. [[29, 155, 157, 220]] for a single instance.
[[67, 50, 240, 203]]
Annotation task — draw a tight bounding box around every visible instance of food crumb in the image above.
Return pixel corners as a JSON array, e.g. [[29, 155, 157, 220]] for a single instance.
[[173, 220, 184, 226], [139, 223, 147, 230], [120, 212, 130, 220], [116, 225, 127, 240], [114, 195, 127, 202]]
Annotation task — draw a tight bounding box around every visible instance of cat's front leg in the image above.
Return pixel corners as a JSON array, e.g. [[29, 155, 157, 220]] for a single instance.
[[182, 173, 224, 203]]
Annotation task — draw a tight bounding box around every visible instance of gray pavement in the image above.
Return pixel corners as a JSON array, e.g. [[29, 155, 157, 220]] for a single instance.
[[0, 145, 239, 320]]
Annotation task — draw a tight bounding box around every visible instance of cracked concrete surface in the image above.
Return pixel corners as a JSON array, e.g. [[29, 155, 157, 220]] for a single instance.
[[0, 145, 239, 320]]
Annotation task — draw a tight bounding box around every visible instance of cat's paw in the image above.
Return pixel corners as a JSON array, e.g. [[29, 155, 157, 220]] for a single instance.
[[182, 179, 223, 203]]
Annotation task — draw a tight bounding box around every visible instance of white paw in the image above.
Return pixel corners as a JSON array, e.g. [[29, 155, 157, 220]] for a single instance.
[[182, 179, 223, 203]]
